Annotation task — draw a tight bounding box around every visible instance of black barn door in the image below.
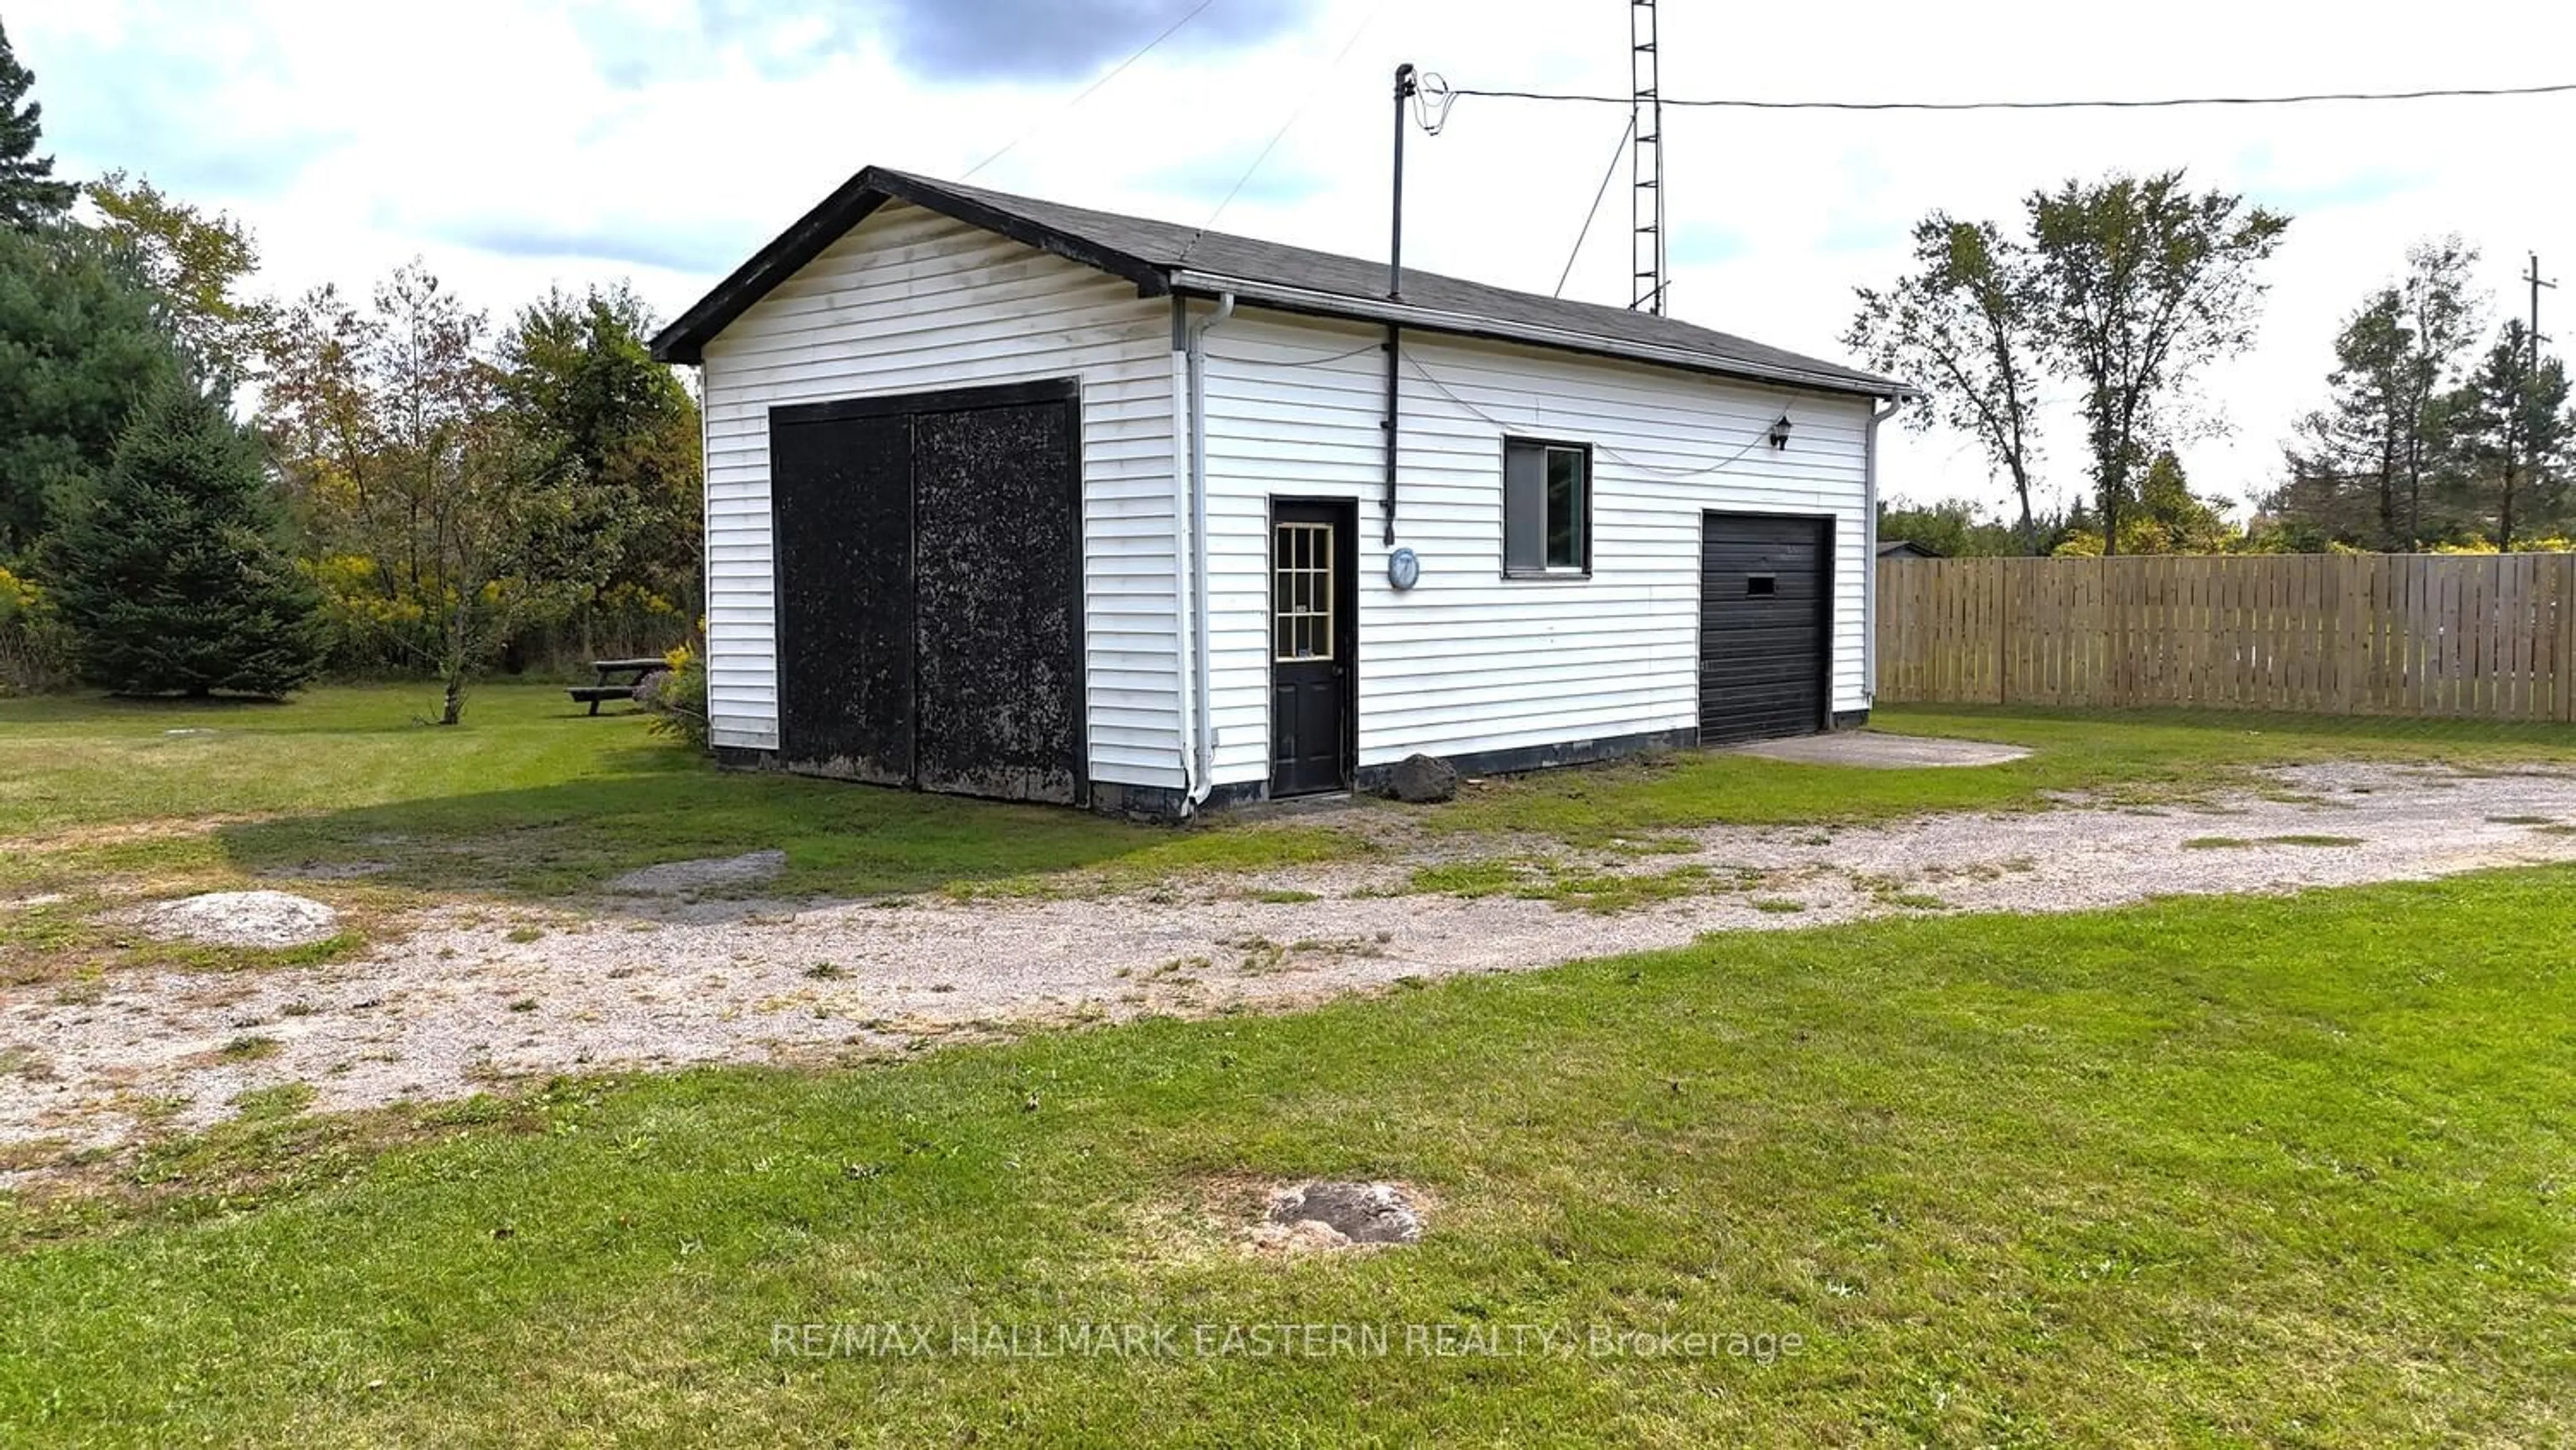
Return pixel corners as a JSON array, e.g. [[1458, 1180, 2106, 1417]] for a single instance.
[[1699, 512, 1831, 744], [769, 380, 1084, 805], [913, 401, 1083, 804], [1269, 499, 1356, 796], [771, 411, 912, 784]]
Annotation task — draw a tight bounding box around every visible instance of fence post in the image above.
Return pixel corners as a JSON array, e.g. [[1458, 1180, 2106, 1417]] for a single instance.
[[2563, 553, 2576, 723], [1996, 560, 2010, 705], [2110, 557, 2129, 709]]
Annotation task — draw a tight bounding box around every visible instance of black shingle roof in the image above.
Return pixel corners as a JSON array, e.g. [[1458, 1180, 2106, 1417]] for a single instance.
[[651, 166, 1911, 399]]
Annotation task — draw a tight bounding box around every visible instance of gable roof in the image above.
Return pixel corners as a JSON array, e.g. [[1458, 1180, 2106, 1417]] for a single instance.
[[650, 166, 1912, 400]]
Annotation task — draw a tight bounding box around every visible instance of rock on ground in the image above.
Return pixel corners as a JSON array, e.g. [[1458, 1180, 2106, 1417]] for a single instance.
[[604, 849, 787, 896], [1265, 1180, 1425, 1245], [1387, 754, 1459, 803], [134, 890, 339, 948]]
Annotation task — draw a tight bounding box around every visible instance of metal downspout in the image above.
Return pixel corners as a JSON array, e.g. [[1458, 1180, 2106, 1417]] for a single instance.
[[1167, 303, 1197, 803], [1183, 292, 1236, 811], [1864, 395, 1906, 707]]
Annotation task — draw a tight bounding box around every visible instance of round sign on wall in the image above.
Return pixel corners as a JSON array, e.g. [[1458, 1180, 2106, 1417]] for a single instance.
[[1387, 546, 1421, 591]]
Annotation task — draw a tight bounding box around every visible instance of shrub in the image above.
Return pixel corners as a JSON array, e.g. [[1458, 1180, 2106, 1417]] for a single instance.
[[0, 563, 72, 693], [642, 633, 708, 751]]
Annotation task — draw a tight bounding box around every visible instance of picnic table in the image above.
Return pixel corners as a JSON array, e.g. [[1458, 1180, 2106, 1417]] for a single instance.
[[569, 657, 667, 716]]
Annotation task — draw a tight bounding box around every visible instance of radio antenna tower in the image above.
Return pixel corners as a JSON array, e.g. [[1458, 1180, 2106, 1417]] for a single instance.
[[1629, 0, 1666, 313]]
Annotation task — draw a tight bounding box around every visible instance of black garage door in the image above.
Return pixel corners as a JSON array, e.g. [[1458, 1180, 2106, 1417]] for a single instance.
[[770, 379, 1084, 805], [1699, 512, 1831, 744]]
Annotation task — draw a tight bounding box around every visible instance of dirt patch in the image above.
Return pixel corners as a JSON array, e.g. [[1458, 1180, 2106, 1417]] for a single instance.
[[262, 860, 393, 882], [604, 849, 787, 896], [126, 891, 340, 949], [0, 813, 264, 856], [1730, 732, 2033, 768]]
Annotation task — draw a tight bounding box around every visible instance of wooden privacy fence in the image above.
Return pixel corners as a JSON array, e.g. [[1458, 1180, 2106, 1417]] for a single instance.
[[1876, 554, 2576, 720]]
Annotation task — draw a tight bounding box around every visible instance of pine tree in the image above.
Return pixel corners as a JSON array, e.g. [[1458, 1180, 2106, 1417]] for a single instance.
[[0, 20, 75, 229], [49, 379, 327, 696], [0, 223, 180, 554], [2448, 322, 2573, 549]]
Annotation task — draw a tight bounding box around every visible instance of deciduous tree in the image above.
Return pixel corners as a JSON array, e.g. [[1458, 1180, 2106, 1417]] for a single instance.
[[497, 282, 701, 651], [1847, 217, 2049, 551], [2027, 171, 2288, 554], [87, 170, 273, 385]]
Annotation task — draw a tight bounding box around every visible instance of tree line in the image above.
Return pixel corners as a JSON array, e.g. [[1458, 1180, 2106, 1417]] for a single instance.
[[1850, 169, 2571, 558], [0, 21, 700, 718]]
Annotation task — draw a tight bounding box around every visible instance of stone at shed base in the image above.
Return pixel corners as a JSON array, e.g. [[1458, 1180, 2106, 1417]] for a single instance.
[[1385, 754, 1458, 805], [1263, 1180, 1424, 1247]]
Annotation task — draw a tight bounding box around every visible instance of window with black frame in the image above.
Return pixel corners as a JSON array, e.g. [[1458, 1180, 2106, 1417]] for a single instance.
[[1503, 437, 1591, 577]]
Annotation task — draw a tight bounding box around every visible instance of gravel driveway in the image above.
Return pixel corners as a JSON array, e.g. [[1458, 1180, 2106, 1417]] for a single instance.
[[8, 761, 2575, 1160]]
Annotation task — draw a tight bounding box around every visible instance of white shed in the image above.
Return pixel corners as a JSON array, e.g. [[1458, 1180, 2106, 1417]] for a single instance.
[[651, 166, 1912, 819]]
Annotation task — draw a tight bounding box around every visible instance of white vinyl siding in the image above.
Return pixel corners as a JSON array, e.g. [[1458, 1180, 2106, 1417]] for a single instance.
[[696, 202, 1182, 788], [1197, 308, 1870, 784]]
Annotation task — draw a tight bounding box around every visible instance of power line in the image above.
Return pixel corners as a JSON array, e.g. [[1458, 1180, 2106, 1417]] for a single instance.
[[1555, 115, 1633, 299], [963, 0, 1226, 179], [1403, 352, 1776, 479], [1450, 80, 2576, 113], [1191, 0, 1393, 238]]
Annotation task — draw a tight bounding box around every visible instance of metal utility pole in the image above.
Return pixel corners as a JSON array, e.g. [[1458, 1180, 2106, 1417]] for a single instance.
[[2525, 252, 2557, 375], [1629, 0, 1665, 313], [1390, 63, 1417, 301], [1383, 62, 1419, 545]]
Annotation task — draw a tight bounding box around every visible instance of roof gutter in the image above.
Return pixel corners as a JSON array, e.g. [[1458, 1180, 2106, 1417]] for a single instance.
[[1167, 270, 1916, 402]]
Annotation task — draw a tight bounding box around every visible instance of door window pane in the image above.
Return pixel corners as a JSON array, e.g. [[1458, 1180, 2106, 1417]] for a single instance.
[[1274, 521, 1334, 661]]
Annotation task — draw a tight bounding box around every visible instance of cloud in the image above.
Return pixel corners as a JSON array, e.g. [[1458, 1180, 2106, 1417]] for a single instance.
[[1142, 154, 1331, 210], [1669, 225, 1747, 266], [429, 217, 756, 278], [23, 23, 345, 197], [575, 0, 1314, 91], [2247, 165, 2428, 215], [868, 0, 1309, 83]]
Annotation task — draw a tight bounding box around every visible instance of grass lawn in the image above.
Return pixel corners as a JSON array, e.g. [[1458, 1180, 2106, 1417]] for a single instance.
[[8, 685, 2574, 898], [4, 868, 2570, 1443], [0, 683, 1346, 901], [1416, 703, 2576, 842]]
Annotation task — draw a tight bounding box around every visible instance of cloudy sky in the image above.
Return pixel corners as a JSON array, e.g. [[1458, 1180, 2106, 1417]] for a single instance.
[[13, 0, 2571, 517]]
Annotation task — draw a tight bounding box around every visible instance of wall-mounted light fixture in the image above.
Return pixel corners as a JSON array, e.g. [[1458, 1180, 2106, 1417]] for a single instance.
[[1767, 414, 1794, 450]]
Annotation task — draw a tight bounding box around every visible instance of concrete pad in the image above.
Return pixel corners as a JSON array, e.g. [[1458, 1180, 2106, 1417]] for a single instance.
[[1729, 732, 2031, 769]]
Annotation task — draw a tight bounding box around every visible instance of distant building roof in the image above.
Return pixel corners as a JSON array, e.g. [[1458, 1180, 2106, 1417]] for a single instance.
[[1877, 539, 1946, 559], [651, 166, 1914, 401]]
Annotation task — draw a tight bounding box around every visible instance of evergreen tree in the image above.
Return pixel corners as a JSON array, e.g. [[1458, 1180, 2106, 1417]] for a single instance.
[[2273, 241, 2482, 550], [0, 20, 74, 229], [48, 378, 326, 696], [0, 225, 180, 556], [2447, 321, 2572, 549]]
